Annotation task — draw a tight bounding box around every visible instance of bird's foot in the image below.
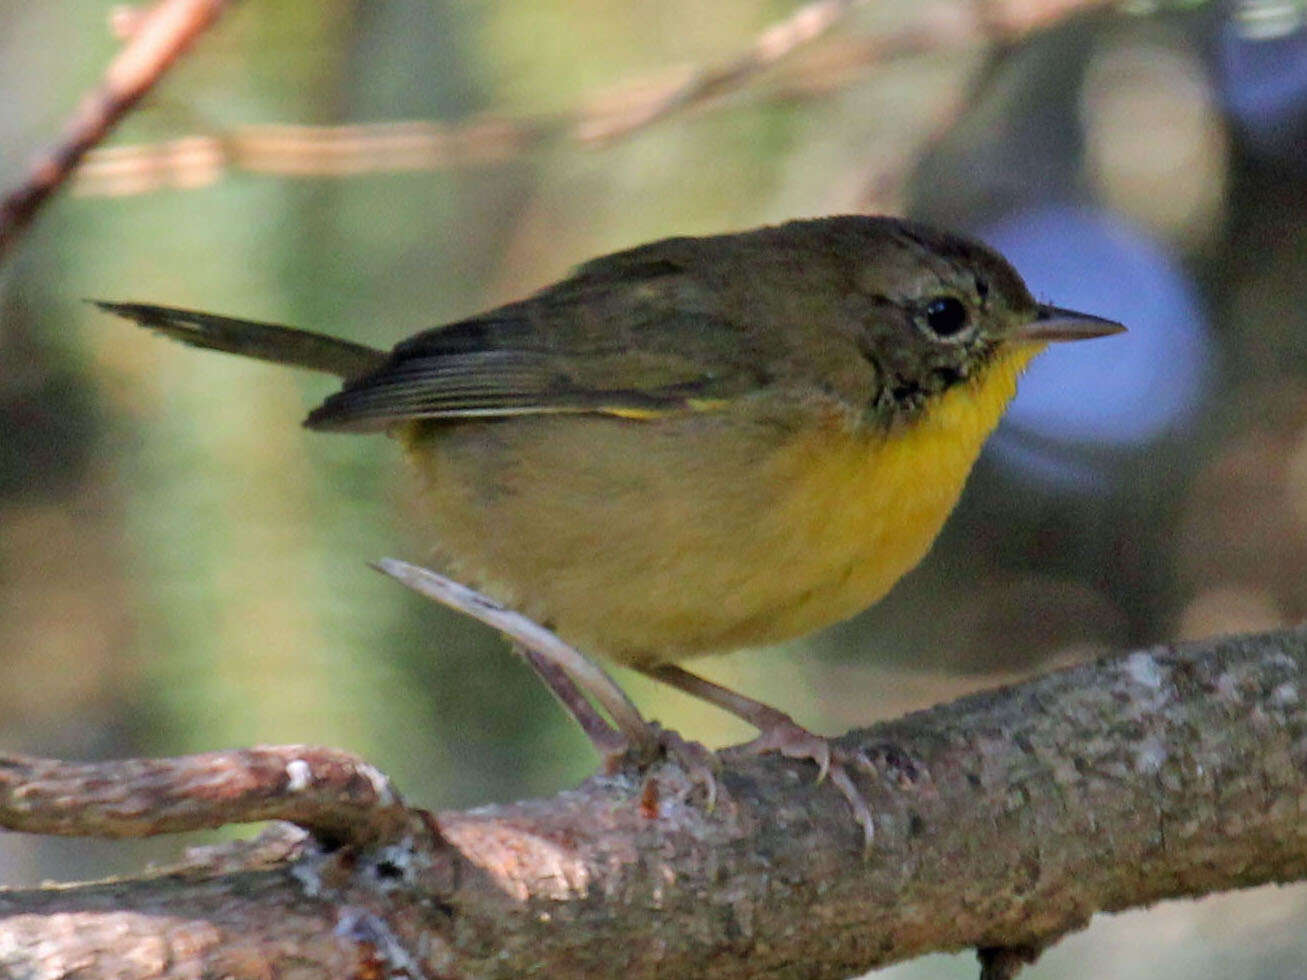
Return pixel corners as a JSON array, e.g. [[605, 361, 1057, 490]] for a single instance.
[[373, 562, 727, 813], [729, 718, 877, 853], [649, 722, 723, 811], [604, 723, 722, 811]]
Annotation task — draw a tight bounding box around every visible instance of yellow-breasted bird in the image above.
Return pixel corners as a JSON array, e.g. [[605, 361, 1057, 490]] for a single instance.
[[98, 215, 1123, 845]]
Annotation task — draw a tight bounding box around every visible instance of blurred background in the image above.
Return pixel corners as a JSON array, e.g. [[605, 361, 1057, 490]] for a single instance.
[[1, 0, 1305, 975]]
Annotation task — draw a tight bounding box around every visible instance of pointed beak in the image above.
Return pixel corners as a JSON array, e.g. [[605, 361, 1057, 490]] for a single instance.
[[1014, 304, 1127, 343]]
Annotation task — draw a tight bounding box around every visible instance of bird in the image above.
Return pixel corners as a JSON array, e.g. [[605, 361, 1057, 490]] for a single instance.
[[97, 214, 1124, 847]]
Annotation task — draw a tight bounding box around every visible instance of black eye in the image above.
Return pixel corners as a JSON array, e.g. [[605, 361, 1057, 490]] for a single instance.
[[923, 297, 969, 338]]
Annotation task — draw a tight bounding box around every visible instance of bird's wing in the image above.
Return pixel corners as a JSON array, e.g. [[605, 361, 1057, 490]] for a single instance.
[[305, 248, 768, 431]]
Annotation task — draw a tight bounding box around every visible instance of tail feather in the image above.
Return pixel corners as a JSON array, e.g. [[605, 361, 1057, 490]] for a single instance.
[[93, 301, 387, 381]]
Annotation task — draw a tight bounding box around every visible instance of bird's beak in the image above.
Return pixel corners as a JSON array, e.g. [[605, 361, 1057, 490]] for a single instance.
[[1014, 304, 1127, 342]]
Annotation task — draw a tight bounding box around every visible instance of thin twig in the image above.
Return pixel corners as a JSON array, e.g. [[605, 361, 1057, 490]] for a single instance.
[[576, 0, 870, 143], [372, 558, 651, 751], [0, 0, 234, 263], [62, 0, 1116, 198], [0, 744, 421, 847]]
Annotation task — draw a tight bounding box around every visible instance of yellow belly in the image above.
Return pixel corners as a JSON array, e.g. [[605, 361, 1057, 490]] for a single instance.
[[402, 346, 1039, 666]]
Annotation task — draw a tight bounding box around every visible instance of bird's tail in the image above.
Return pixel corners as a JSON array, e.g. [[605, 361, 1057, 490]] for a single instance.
[[93, 301, 387, 381]]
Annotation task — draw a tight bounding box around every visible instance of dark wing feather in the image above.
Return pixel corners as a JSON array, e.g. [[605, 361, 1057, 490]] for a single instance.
[[304, 253, 764, 432]]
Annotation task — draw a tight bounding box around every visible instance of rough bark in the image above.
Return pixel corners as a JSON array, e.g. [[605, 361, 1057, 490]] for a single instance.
[[3, 628, 1307, 979]]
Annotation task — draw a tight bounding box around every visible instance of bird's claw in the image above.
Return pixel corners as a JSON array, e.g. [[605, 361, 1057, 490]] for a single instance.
[[730, 720, 878, 854], [738, 719, 834, 782], [609, 722, 723, 811], [647, 723, 723, 811]]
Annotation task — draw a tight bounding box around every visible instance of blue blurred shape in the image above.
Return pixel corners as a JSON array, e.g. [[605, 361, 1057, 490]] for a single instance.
[[977, 205, 1210, 488], [1215, 1, 1307, 164]]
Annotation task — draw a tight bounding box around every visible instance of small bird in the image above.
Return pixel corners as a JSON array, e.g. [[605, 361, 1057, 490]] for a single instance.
[[98, 215, 1123, 845]]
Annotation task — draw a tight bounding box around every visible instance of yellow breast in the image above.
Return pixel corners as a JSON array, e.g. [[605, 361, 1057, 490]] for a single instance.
[[402, 344, 1041, 666], [742, 344, 1041, 651]]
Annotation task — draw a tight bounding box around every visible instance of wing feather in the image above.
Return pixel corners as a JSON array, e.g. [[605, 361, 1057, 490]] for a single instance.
[[304, 257, 764, 431]]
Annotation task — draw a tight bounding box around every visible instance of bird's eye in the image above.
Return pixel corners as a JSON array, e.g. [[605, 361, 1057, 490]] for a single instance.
[[922, 297, 969, 339]]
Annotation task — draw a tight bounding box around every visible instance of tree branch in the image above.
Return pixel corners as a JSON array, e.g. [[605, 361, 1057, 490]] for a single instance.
[[64, 0, 1115, 197], [0, 0, 233, 263], [3, 628, 1307, 977], [0, 745, 422, 848], [575, 0, 871, 144]]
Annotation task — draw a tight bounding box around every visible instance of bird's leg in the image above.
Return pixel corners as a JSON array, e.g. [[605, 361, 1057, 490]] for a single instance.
[[373, 559, 719, 801], [640, 663, 877, 850], [499, 644, 720, 800], [374, 559, 656, 759], [511, 642, 629, 769]]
